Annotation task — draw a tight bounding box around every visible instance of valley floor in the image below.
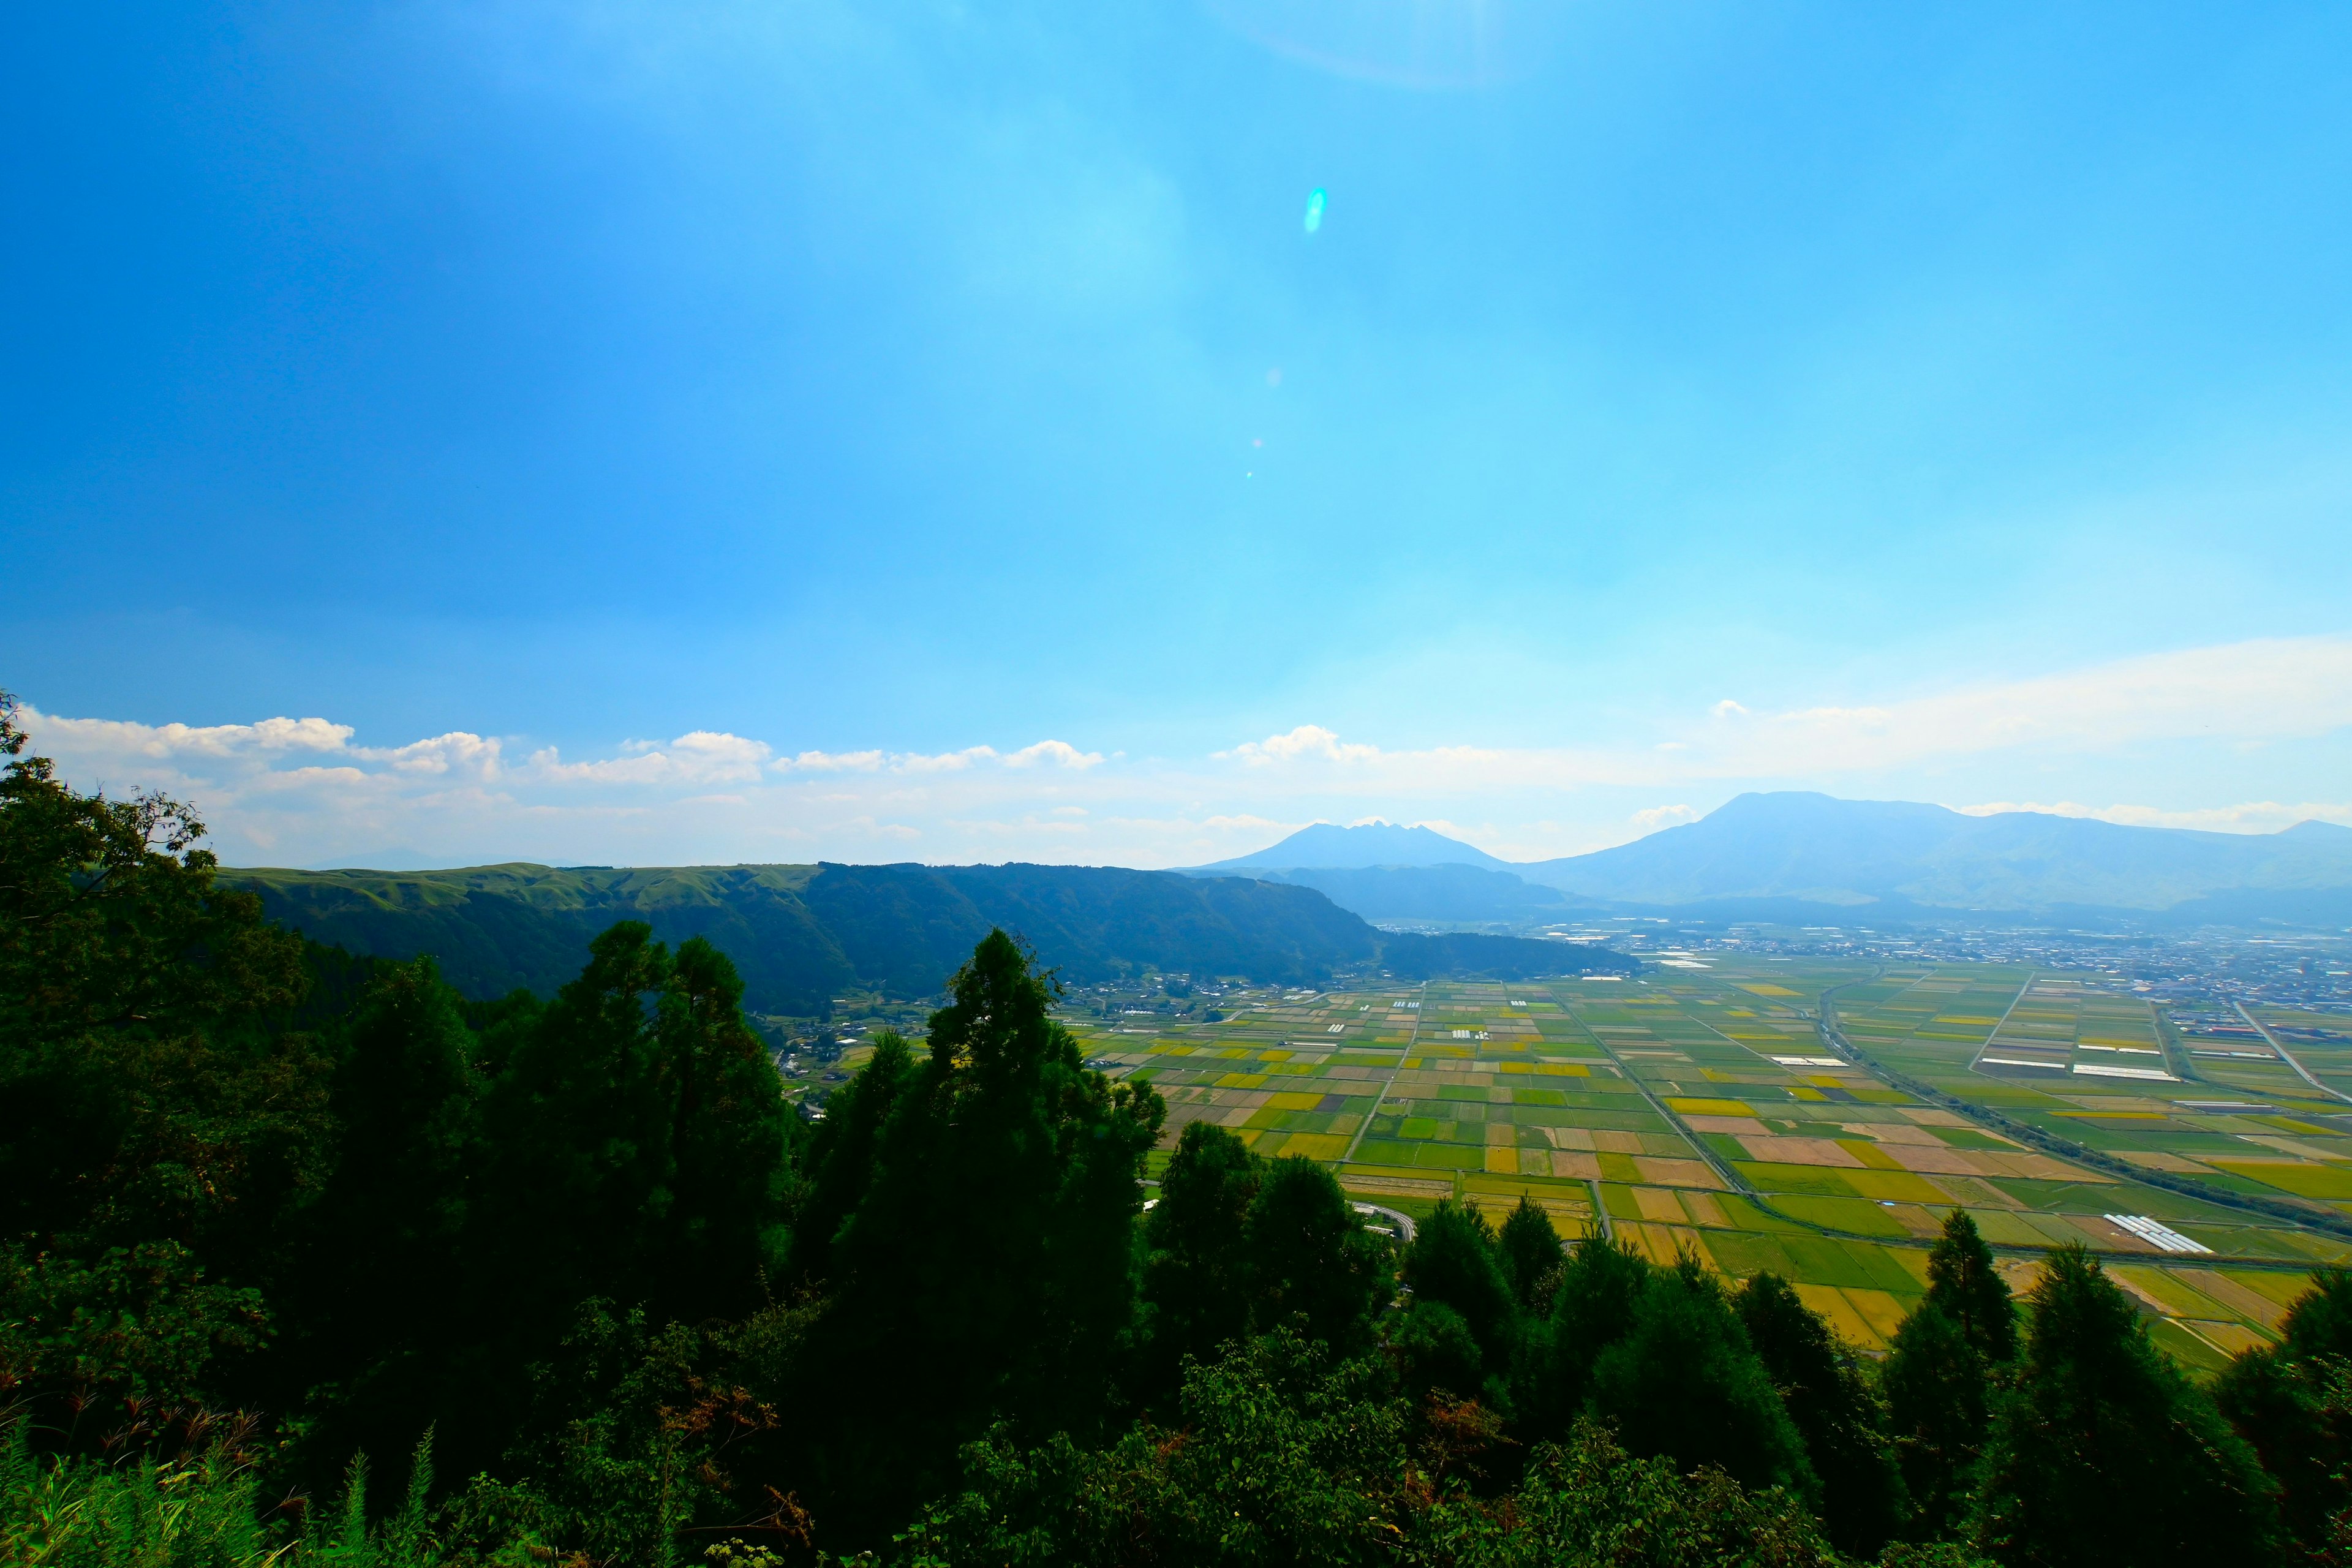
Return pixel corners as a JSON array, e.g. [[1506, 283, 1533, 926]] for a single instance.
[[1062, 958, 2352, 1371]]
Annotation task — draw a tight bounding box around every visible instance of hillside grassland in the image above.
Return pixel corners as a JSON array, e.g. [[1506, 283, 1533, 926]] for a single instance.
[[1065, 959, 2352, 1370]]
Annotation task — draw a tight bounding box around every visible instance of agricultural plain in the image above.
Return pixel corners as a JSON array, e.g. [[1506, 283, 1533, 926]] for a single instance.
[[1061, 958, 2352, 1371]]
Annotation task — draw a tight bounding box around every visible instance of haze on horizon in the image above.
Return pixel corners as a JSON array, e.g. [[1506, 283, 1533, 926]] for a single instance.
[[7, 1, 2350, 870]]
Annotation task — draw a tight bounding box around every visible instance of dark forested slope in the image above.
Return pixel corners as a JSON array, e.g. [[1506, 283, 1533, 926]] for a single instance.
[[225, 861, 1626, 1011]]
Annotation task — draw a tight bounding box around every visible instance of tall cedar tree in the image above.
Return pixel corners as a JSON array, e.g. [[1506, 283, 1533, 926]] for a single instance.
[[285, 956, 481, 1481], [1239, 1155, 1389, 1357], [1137, 1118, 1263, 1398], [2213, 1268, 2352, 1558], [456, 921, 797, 1480], [1137, 1121, 1388, 1407], [0, 692, 329, 1421], [798, 930, 1164, 1544], [788, 1030, 919, 1289], [1736, 1272, 1907, 1558], [1496, 1199, 1563, 1316], [1591, 1253, 1815, 1499], [1882, 1303, 1985, 1540], [1530, 1231, 1653, 1438], [1970, 1245, 2276, 1568], [479, 922, 794, 1329], [1883, 1208, 2016, 1538], [1516, 1229, 1812, 1498], [1926, 1210, 2017, 1362], [1401, 1202, 1519, 1403]]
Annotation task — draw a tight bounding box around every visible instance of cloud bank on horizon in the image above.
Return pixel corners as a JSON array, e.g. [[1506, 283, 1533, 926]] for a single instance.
[[21, 635, 2352, 870]]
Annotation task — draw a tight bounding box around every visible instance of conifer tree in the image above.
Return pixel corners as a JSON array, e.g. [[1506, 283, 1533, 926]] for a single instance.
[[1591, 1254, 1815, 1498], [1240, 1155, 1389, 1356], [290, 956, 482, 1479], [1883, 1302, 1988, 1540], [1496, 1197, 1564, 1315], [788, 1030, 918, 1287], [1970, 1245, 2275, 1568], [1137, 1118, 1262, 1398], [1924, 1209, 2016, 1364], [1736, 1272, 1906, 1558], [1402, 1200, 1519, 1393], [1884, 1209, 2016, 1540], [799, 930, 1163, 1543], [2214, 1268, 2352, 1556], [655, 935, 800, 1305], [1526, 1231, 1651, 1436], [478, 922, 682, 1332]]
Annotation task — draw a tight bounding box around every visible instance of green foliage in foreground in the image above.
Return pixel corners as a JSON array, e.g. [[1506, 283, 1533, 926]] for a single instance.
[[899, 1329, 1847, 1568], [0, 692, 2336, 1567]]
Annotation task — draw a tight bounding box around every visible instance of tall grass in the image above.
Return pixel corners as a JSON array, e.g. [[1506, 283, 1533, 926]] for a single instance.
[[1, 1416, 441, 1568]]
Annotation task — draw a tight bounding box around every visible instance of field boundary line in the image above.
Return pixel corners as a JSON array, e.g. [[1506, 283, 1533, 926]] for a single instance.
[[2150, 999, 2211, 1085], [2236, 1001, 2352, 1107], [1541, 976, 1926, 1253], [1340, 981, 1425, 1166], [1817, 984, 2352, 1249], [1966, 969, 2039, 1076], [1585, 1177, 1613, 1241]]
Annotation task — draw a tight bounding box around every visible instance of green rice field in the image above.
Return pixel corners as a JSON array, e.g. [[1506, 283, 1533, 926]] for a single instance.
[[1061, 959, 2352, 1372]]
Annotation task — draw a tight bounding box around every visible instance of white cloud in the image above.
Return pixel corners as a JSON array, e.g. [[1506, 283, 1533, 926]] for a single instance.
[[1004, 739, 1104, 769], [360, 732, 505, 778], [1709, 700, 1749, 720], [1714, 636, 2352, 775], [783, 741, 1102, 774], [1219, 725, 1383, 766], [529, 730, 771, 786], [897, 747, 997, 773], [32, 712, 356, 761], [788, 748, 885, 772], [14, 634, 2351, 868]]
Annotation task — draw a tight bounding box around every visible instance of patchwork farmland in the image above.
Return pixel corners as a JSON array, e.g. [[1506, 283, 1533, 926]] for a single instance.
[[1062, 959, 2352, 1371]]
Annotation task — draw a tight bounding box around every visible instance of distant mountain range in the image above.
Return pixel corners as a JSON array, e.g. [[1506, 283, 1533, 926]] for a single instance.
[[1199, 821, 1516, 872], [1189, 797, 2352, 927], [224, 861, 1632, 1015]]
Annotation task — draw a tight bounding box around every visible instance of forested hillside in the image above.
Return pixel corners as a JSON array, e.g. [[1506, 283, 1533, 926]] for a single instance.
[[2, 694, 2338, 1568], [222, 859, 1626, 1012]]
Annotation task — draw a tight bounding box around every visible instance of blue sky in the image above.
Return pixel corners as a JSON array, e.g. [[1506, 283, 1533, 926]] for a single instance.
[[7, 1, 2352, 867]]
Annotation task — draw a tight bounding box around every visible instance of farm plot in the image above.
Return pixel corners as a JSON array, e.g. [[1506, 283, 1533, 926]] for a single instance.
[[2244, 1006, 2352, 1103], [1833, 968, 2352, 1248], [1061, 966, 2342, 1362]]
